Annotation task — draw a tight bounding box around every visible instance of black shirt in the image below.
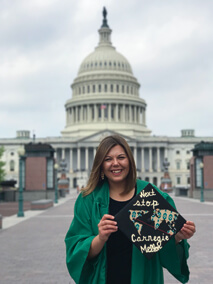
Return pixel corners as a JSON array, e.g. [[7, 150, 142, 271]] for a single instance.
[[106, 190, 136, 284]]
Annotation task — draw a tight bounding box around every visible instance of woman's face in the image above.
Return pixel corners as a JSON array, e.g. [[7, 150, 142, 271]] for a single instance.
[[102, 145, 130, 185]]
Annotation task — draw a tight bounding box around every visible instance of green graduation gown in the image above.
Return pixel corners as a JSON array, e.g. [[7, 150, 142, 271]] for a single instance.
[[65, 179, 190, 284]]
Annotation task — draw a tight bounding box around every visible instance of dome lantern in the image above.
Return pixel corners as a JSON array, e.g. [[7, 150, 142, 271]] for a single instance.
[[98, 7, 112, 47]]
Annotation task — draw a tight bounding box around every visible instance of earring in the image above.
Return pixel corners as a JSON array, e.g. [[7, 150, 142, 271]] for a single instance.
[[101, 171, 105, 180]]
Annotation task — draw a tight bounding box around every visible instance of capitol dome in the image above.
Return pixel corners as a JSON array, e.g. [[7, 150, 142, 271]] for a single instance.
[[62, 8, 151, 138], [78, 40, 133, 76]]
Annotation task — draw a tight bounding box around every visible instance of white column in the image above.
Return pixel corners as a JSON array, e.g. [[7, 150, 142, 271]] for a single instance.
[[137, 107, 140, 122], [93, 147, 96, 158], [141, 148, 144, 172], [149, 147, 153, 172], [129, 105, 132, 123], [70, 149, 73, 173], [108, 104, 111, 122], [134, 106, 137, 122], [76, 106, 78, 122], [80, 105, 83, 122], [85, 147, 89, 171], [115, 104, 119, 122], [164, 147, 168, 159], [87, 105, 90, 122], [77, 147, 81, 170], [123, 104, 125, 122], [143, 109, 146, 125], [157, 147, 161, 172], [62, 148, 65, 160], [101, 106, 104, 122], [71, 108, 73, 124]]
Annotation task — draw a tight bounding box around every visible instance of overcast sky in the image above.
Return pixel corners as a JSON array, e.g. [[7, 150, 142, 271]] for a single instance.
[[1, 0, 212, 139]]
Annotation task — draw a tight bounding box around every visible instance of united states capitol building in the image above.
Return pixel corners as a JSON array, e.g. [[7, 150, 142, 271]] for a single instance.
[[1, 9, 213, 191]]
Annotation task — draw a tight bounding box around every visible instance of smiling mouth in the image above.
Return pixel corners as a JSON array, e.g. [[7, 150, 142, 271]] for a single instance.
[[111, 170, 122, 174]]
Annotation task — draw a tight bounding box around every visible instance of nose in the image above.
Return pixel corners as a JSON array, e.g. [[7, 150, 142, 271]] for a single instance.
[[112, 158, 119, 166]]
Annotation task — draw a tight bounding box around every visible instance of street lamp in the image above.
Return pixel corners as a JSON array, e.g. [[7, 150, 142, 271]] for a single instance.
[[200, 162, 204, 202], [54, 163, 59, 204], [17, 146, 25, 217]]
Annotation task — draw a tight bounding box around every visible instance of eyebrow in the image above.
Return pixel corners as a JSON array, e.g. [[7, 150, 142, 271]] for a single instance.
[[105, 153, 126, 158]]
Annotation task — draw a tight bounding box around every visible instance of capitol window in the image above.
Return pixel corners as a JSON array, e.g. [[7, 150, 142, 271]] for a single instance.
[[104, 84, 107, 92], [116, 85, 119, 93], [187, 161, 190, 170], [176, 161, 181, 170], [110, 84, 113, 92], [10, 160, 15, 172], [177, 177, 181, 184]]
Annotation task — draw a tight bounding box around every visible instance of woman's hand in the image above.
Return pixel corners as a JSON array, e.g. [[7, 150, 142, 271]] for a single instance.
[[175, 221, 196, 244], [98, 214, 118, 242], [88, 214, 118, 259]]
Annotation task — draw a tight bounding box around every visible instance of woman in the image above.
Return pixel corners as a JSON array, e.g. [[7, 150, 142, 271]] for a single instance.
[[65, 135, 195, 284]]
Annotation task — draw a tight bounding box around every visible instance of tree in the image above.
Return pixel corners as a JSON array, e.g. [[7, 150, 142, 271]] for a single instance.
[[0, 146, 6, 185]]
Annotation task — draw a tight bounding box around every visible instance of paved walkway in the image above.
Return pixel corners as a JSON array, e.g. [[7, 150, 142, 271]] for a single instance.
[[0, 191, 212, 284]]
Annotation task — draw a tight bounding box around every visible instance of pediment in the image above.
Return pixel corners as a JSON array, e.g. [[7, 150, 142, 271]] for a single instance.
[[78, 129, 135, 143]]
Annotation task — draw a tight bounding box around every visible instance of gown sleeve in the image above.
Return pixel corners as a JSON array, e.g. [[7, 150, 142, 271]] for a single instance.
[[64, 193, 99, 283], [159, 193, 190, 283]]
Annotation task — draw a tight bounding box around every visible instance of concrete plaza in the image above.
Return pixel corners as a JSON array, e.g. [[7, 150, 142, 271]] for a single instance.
[[0, 190, 212, 284]]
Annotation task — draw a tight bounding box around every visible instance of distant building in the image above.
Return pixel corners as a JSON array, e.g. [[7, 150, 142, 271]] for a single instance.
[[190, 142, 213, 201], [1, 9, 213, 197]]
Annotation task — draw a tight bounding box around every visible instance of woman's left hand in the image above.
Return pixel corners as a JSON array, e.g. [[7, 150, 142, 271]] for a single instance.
[[175, 221, 196, 244]]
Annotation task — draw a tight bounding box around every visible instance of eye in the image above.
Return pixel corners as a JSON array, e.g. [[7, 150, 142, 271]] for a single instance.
[[118, 156, 126, 159]]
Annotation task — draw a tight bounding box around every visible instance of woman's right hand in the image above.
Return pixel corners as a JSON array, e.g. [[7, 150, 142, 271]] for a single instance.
[[88, 214, 118, 259], [98, 214, 118, 242]]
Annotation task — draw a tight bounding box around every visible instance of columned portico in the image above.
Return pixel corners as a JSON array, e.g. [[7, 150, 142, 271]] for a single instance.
[[54, 141, 169, 189]]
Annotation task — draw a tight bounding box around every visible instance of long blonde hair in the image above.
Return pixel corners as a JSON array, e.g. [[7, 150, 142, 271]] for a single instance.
[[82, 135, 136, 196]]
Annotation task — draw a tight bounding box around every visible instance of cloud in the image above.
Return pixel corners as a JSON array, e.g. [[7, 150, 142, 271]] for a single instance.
[[0, 0, 213, 139]]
